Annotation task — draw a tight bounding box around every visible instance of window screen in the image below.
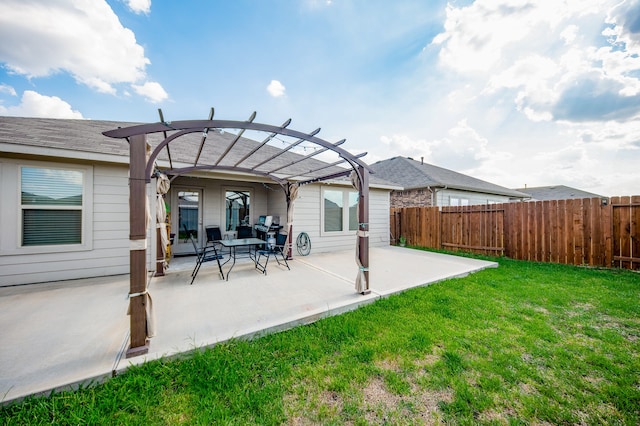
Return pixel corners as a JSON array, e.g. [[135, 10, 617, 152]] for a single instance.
[[20, 167, 83, 246]]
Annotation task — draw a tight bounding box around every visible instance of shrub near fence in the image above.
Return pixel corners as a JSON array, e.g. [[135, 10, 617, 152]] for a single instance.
[[390, 196, 640, 270]]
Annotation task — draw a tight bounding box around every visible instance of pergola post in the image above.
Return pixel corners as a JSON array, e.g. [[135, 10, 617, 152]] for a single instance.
[[358, 166, 370, 294], [127, 134, 150, 357]]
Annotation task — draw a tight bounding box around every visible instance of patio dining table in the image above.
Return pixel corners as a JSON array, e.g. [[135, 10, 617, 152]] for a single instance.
[[218, 237, 266, 280]]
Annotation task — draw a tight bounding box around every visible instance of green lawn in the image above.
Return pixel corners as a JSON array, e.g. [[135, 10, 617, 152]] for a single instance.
[[2, 254, 639, 425]]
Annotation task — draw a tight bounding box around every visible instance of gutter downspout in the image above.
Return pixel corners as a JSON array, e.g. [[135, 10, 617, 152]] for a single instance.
[[431, 185, 447, 207]]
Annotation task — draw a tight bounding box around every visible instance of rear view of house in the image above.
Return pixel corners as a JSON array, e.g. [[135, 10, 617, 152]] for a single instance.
[[0, 116, 393, 286]]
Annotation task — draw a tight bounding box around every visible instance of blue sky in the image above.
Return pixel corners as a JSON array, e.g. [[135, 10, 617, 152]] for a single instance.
[[1, 0, 639, 196]]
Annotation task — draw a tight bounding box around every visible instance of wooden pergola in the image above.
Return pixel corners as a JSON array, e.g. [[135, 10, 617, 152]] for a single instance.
[[103, 109, 372, 357]]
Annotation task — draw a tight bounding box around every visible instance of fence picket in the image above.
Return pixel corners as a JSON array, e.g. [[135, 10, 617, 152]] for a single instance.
[[582, 198, 591, 265], [389, 196, 640, 270], [615, 196, 631, 268], [549, 200, 558, 263], [633, 195, 640, 269], [390, 196, 638, 270]]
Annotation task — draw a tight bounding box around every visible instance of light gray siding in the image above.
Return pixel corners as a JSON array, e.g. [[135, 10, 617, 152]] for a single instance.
[[435, 188, 511, 206], [291, 182, 390, 255], [0, 160, 130, 286], [369, 188, 391, 246]]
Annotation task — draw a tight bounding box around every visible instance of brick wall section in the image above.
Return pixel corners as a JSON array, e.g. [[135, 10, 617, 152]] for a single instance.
[[390, 188, 434, 208]]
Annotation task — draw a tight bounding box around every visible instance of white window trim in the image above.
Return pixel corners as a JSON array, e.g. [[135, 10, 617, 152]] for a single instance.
[[0, 159, 93, 255], [320, 186, 358, 236]]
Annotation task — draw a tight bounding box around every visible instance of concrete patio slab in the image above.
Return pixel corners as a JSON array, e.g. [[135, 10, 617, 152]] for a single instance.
[[0, 246, 496, 404]]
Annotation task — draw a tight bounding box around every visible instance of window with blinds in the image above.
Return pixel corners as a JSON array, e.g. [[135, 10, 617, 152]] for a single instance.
[[20, 167, 83, 246]]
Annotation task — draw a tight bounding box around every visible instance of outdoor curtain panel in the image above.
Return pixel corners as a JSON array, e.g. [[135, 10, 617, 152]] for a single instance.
[[350, 171, 367, 293]]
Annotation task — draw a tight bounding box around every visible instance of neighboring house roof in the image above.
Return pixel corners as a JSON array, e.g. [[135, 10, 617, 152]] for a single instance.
[[369, 156, 529, 198], [0, 116, 395, 188], [515, 185, 606, 201]]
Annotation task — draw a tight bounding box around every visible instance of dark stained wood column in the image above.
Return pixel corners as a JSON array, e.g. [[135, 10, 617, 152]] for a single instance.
[[126, 134, 150, 357], [358, 166, 371, 294]]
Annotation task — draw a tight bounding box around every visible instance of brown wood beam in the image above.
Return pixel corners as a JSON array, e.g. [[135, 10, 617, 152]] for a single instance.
[[127, 134, 149, 357]]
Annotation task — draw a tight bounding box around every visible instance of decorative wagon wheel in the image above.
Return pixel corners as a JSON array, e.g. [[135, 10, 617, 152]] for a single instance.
[[296, 232, 311, 256]]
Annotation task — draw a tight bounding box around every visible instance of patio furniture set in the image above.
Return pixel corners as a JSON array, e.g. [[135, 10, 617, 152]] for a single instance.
[[189, 225, 290, 284]]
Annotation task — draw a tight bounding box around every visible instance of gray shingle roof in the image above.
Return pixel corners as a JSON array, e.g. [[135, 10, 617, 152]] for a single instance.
[[515, 185, 606, 201], [0, 116, 136, 158], [369, 156, 529, 198], [1, 116, 382, 184]]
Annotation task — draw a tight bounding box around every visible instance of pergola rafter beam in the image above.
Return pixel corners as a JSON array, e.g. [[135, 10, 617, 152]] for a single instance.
[[234, 118, 292, 167], [296, 169, 352, 186], [251, 127, 321, 171], [282, 151, 368, 181], [157, 108, 173, 169], [194, 107, 215, 167], [268, 139, 345, 174], [214, 112, 257, 166]]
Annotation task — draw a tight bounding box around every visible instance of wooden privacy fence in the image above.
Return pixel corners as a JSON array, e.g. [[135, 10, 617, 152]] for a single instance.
[[390, 196, 640, 270]]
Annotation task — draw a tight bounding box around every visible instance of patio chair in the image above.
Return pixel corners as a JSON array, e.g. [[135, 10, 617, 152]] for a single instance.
[[255, 232, 290, 274], [205, 225, 222, 248], [189, 231, 223, 284], [236, 225, 253, 239]]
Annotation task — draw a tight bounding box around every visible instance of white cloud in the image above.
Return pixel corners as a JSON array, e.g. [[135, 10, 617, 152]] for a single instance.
[[430, 119, 514, 171], [0, 90, 83, 119], [474, 117, 640, 195], [605, 0, 640, 54], [567, 119, 640, 151], [380, 134, 431, 161], [561, 24, 579, 44], [381, 120, 513, 173], [0, 83, 17, 96], [532, 143, 608, 189], [131, 81, 168, 103], [305, 0, 333, 10], [0, 0, 161, 98], [431, 0, 640, 125], [126, 0, 151, 15], [431, 1, 549, 74], [267, 80, 286, 97]]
